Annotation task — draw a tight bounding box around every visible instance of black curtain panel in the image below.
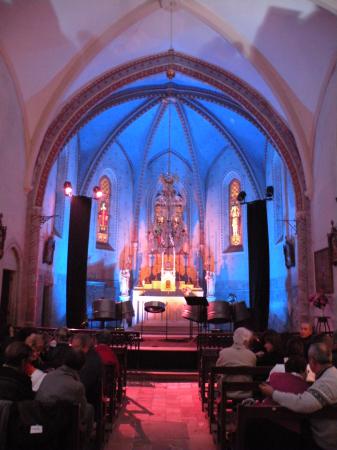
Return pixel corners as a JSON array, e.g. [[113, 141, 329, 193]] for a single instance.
[[247, 200, 270, 331], [66, 195, 92, 328]]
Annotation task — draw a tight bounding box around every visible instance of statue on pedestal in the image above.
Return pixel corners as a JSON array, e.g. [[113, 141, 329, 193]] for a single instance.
[[119, 268, 130, 296], [205, 270, 215, 297]]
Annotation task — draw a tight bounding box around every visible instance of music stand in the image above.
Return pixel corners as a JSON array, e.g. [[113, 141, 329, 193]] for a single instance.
[[184, 296, 209, 336]]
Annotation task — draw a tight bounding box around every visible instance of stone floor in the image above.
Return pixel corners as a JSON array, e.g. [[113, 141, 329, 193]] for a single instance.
[[105, 381, 216, 450]]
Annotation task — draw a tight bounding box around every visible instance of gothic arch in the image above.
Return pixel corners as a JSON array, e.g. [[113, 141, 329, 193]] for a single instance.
[[24, 50, 310, 323]]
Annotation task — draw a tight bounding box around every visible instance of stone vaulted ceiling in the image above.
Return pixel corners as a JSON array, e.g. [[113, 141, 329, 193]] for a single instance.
[[76, 73, 268, 196]]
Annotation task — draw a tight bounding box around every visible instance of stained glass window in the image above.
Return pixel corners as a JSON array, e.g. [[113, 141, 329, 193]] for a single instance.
[[229, 179, 242, 246], [96, 176, 110, 244]]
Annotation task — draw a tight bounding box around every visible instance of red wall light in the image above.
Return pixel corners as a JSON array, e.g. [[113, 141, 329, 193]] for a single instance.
[[64, 181, 73, 197], [93, 186, 103, 200]]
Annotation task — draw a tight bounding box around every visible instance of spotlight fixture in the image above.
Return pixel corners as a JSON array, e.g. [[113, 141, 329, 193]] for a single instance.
[[63, 181, 73, 197], [266, 186, 274, 200], [237, 191, 247, 204], [93, 186, 103, 200]]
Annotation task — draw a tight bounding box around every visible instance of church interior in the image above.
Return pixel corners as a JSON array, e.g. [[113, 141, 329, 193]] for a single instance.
[[0, 1, 337, 450]]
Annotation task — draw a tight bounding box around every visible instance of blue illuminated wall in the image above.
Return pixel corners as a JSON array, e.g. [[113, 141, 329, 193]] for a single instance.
[[39, 79, 297, 331]]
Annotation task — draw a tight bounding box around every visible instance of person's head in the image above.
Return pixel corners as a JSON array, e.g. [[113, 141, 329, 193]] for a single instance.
[[311, 333, 333, 350], [285, 355, 307, 378], [285, 337, 304, 357], [15, 327, 37, 342], [64, 348, 86, 371], [25, 333, 45, 360], [96, 331, 111, 346], [55, 327, 71, 344], [262, 331, 282, 354], [4, 341, 32, 372], [233, 327, 252, 348], [299, 322, 313, 339], [308, 342, 332, 374], [71, 333, 92, 354]]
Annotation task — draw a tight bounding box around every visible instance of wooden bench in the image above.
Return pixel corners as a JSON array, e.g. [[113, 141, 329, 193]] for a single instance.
[[217, 380, 265, 450], [198, 348, 219, 410], [235, 404, 337, 450], [208, 366, 272, 432]]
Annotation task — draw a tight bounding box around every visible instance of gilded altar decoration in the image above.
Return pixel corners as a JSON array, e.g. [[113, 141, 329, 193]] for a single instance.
[[148, 174, 188, 292], [148, 174, 187, 253]]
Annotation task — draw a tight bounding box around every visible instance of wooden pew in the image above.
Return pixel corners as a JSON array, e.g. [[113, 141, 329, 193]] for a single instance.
[[208, 366, 272, 432], [198, 348, 219, 410], [114, 346, 128, 407], [235, 404, 337, 450], [102, 364, 118, 424], [217, 380, 264, 450]]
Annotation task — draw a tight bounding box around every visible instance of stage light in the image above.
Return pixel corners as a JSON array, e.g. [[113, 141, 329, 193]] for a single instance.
[[93, 186, 103, 200], [266, 186, 274, 199], [237, 191, 247, 203], [64, 181, 73, 197]]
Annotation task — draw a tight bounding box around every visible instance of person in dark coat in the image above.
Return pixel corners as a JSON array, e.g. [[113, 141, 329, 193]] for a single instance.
[[0, 341, 34, 401], [36, 348, 93, 431], [71, 333, 103, 420], [45, 327, 73, 369], [257, 330, 283, 366], [299, 321, 315, 359], [95, 331, 120, 375]]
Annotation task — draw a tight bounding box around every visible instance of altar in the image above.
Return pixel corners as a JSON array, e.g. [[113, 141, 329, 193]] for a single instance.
[[132, 286, 204, 325]]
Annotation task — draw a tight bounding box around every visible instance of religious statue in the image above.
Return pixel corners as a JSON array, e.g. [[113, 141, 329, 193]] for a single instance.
[[328, 220, 337, 266], [119, 268, 130, 296], [0, 214, 7, 260], [205, 270, 215, 297]]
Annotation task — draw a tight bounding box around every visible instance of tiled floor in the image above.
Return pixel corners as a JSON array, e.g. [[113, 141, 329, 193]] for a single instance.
[[105, 381, 216, 450]]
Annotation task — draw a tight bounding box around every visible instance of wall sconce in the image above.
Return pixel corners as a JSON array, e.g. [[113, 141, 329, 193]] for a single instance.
[[0, 213, 7, 260], [64, 181, 73, 197], [93, 186, 103, 200], [64, 182, 102, 200]]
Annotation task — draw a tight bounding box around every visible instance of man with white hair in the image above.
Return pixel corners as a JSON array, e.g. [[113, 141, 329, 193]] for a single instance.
[[261, 342, 337, 450], [216, 327, 256, 398]]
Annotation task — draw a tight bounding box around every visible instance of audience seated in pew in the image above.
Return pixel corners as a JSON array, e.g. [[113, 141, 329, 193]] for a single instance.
[[72, 333, 103, 420], [95, 331, 120, 376], [256, 330, 283, 366], [216, 327, 256, 399], [35, 347, 94, 437], [0, 323, 15, 365], [259, 342, 337, 450], [45, 327, 73, 369], [264, 356, 309, 407], [268, 336, 315, 382], [0, 342, 34, 401], [299, 321, 315, 359]]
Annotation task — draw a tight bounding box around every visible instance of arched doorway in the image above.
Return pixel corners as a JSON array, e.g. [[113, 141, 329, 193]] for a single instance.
[[0, 245, 21, 325], [23, 51, 310, 327]]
